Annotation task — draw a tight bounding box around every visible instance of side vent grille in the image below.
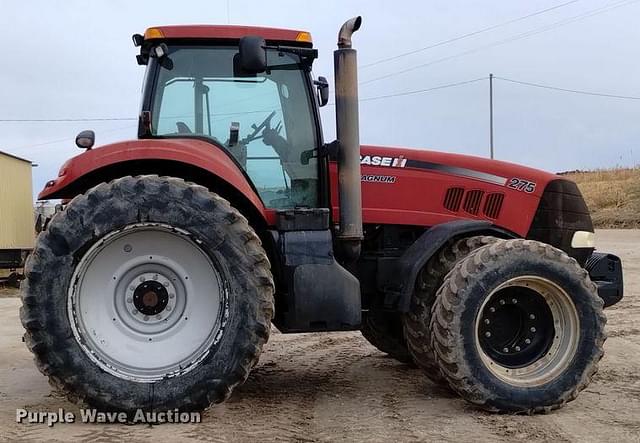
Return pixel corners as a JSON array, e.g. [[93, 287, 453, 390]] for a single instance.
[[444, 187, 465, 212], [463, 190, 484, 215], [483, 193, 504, 219]]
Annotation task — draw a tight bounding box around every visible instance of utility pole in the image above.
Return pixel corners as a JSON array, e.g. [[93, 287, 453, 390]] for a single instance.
[[489, 73, 494, 159]]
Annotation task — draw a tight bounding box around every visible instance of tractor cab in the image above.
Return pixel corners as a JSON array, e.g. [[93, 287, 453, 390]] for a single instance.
[[134, 26, 325, 210]]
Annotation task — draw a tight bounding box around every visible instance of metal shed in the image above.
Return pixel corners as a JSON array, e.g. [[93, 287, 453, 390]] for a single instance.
[[0, 150, 34, 268]]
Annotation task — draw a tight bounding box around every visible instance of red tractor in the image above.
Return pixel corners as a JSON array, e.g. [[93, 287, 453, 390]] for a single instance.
[[22, 17, 623, 414]]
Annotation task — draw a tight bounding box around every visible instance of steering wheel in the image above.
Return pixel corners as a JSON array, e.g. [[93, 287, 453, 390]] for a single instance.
[[239, 111, 280, 145]]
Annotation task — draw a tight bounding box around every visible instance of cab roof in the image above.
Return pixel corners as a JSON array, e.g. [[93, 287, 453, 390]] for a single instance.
[[143, 25, 313, 45]]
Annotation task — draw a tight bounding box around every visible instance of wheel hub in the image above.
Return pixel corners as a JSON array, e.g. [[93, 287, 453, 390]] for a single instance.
[[133, 280, 169, 316], [474, 276, 580, 387], [479, 287, 555, 368]]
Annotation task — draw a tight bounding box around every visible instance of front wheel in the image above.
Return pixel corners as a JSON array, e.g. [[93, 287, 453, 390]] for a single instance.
[[21, 176, 274, 412], [431, 239, 606, 413]]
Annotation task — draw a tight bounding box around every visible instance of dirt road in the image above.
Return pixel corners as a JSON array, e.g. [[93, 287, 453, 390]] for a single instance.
[[1, 230, 639, 442]]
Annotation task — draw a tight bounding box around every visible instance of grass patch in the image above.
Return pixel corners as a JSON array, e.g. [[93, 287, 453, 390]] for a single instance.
[[562, 168, 640, 228]]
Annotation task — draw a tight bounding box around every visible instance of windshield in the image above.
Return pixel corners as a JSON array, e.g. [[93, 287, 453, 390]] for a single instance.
[[150, 46, 319, 209]]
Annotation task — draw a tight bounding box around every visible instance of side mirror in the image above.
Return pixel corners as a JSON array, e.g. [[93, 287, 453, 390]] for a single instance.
[[75, 130, 95, 150], [238, 36, 267, 73], [314, 76, 329, 107]]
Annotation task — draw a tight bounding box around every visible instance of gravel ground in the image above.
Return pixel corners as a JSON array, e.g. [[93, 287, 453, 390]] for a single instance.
[[0, 229, 638, 442]]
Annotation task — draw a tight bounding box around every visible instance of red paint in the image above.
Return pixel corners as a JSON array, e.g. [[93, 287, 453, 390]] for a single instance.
[[147, 25, 310, 44], [40, 140, 559, 237], [331, 145, 559, 237], [39, 139, 275, 225]]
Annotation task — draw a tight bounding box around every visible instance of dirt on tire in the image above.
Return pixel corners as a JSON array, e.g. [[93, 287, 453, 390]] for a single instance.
[[20, 175, 274, 413], [0, 229, 639, 442], [360, 311, 413, 363], [404, 235, 497, 383]]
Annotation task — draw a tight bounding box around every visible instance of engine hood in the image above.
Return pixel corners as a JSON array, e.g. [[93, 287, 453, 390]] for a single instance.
[[330, 145, 563, 237], [359, 145, 557, 197]]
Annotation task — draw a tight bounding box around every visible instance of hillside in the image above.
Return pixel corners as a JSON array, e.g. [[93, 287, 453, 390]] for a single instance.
[[563, 168, 640, 228]]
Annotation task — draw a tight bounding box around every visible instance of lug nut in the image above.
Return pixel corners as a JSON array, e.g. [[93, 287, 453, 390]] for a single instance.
[[485, 331, 492, 338], [126, 297, 132, 303], [143, 315, 149, 321], [503, 347, 509, 353], [166, 306, 172, 311], [139, 276, 146, 282], [153, 274, 158, 280], [529, 314, 536, 320], [499, 299, 506, 305], [489, 307, 496, 313], [530, 327, 536, 333], [169, 293, 175, 299], [484, 319, 490, 325], [163, 282, 170, 287], [512, 298, 518, 304], [123, 244, 132, 253], [525, 338, 531, 344], [129, 286, 135, 291], [156, 314, 162, 320], [515, 346, 521, 351], [132, 310, 138, 315]]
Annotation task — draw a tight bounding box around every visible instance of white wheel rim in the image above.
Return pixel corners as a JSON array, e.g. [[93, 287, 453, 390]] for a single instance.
[[68, 223, 227, 382], [475, 276, 580, 387]]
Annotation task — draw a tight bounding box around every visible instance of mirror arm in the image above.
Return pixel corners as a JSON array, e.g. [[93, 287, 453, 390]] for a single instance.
[[300, 140, 340, 165]]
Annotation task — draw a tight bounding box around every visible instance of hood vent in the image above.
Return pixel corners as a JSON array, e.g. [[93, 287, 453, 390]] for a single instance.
[[444, 187, 465, 212], [483, 193, 505, 219], [443, 187, 504, 220], [463, 190, 484, 215]]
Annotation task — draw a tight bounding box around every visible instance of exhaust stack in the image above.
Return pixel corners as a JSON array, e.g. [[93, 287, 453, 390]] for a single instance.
[[334, 16, 363, 261]]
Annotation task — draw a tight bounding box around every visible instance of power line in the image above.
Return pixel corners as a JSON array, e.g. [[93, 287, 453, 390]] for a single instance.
[[0, 117, 137, 122], [360, 0, 582, 69], [4, 0, 637, 124], [357, 77, 488, 103], [11, 78, 486, 151], [9, 124, 137, 153], [360, 0, 640, 86], [495, 76, 640, 100], [1, 79, 488, 123]]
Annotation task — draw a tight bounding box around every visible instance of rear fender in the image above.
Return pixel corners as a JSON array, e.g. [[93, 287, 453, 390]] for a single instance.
[[385, 220, 517, 312], [39, 139, 275, 227]]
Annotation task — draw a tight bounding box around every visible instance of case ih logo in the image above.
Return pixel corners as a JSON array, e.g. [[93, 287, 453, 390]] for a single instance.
[[360, 155, 407, 168]]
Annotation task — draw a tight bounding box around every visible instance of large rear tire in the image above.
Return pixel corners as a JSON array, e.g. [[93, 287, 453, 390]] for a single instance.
[[431, 239, 606, 413], [361, 311, 413, 363], [404, 236, 497, 383], [21, 176, 274, 413]]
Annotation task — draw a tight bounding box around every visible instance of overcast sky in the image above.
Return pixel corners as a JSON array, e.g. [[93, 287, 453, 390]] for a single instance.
[[1, 0, 639, 199]]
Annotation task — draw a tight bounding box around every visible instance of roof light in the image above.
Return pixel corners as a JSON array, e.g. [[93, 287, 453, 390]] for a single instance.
[[144, 28, 165, 40], [295, 32, 312, 43]]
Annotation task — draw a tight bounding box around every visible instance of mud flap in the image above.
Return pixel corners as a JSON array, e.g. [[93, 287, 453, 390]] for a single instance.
[[274, 229, 361, 332]]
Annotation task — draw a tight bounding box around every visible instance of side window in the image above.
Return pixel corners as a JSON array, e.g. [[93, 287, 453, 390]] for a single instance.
[[205, 80, 297, 208], [152, 47, 319, 209], [156, 81, 195, 135]]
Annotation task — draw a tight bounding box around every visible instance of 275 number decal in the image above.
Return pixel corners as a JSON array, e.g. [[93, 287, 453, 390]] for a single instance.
[[507, 178, 536, 193]]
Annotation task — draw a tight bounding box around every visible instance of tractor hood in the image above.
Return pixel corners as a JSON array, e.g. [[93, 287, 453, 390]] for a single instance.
[[331, 145, 564, 237]]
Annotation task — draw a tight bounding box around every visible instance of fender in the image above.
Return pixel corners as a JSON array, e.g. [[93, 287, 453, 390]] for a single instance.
[[39, 138, 275, 226], [385, 220, 517, 312]]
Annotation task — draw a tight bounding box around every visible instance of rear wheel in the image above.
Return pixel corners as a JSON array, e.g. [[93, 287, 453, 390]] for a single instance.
[[404, 236, 497, 382], [21, 176, 274, 412], [361, 311, 412, 363], [431, 239, 606, 413]]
